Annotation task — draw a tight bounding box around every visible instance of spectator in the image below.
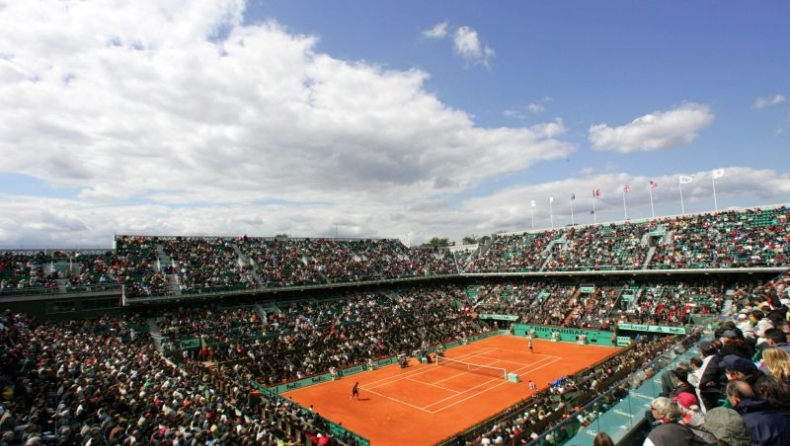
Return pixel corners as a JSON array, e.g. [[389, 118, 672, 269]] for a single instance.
[[723, 355, 766, 390], [702, 407, 756, 446], [697, 341, 724, 413], [593, 432, 615, 446], [643, 397, 709, 446], [762, 347, 790, 385], [726, 380, 790, 446]]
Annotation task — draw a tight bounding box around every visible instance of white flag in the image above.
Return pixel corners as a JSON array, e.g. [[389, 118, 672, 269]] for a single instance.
[[712, 169, 725, 179], [549, 197, 554, 203], [679, 175, 694, 185], [531, 200, 536, 208]]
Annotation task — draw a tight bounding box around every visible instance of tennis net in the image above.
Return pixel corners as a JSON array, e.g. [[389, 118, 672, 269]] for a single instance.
[[436, 356, 507, 379]]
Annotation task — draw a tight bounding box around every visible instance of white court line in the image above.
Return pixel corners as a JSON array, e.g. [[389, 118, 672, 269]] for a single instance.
[[357, 341, 565, 413], [351, 346, 510, 409], [361, 387, 434, 413], [422, 356, 562, 413], [361, 347, 502, 390], [361, 363, 452, 389], [477, 354, 558, 367], [422, 375, 507, 410], [362, 367, 494, 411], [429, 356, 564, 413], [407, 377, 462, 393], [424, 378, 512, 413], [506, 356, 562, 376], [448, 353, 557, 374]]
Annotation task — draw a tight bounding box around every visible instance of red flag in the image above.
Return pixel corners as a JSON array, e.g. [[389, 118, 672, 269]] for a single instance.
[[623, 185, 631, 193], [650, 180, 657, 189]]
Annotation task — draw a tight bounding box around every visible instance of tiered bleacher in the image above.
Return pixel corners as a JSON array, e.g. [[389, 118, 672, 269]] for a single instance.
[[2, 206, 787, 299], [1, 205, 789, 446]]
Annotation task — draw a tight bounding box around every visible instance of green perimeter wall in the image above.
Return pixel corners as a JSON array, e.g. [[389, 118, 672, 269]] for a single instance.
[[512, 324, 616, 346]]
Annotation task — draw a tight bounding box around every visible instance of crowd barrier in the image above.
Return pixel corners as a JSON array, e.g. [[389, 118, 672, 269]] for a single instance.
[[560, 341, 702, 446], [512, 323, 616, 346]]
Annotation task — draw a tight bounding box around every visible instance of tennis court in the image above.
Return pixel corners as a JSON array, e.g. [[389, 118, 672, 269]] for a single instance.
[[283, 335, 620, 446]]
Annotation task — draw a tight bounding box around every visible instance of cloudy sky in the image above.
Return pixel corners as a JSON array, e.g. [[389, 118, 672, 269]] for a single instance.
[[0, 0, 788, 248]]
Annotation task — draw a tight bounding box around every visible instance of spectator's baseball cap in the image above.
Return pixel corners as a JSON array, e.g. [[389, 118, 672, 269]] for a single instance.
[[723, 355, 757, 374], [673, 392, 697, 410]]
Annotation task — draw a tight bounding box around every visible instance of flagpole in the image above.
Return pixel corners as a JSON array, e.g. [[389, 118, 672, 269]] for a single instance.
[[592, 191, 597, 224], [622, 188, 628, 221], [570, 196, 575, 225], [649, 184, 655, 218], [549, 198, 554, 229], [679, 180, 685, 214], [712, 175, 719, 212]]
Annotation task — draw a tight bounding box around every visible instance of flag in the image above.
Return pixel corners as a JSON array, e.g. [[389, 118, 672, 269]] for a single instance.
[[531, 200, 536, 207], [650, 180, 657, 189], [592, 188, 600, 197], [623, 184, 631, 193], [712, 169, 725, 179], [549, 197, 554, 203], [570, 194, 576, 201], [679, 175, 693, 184]]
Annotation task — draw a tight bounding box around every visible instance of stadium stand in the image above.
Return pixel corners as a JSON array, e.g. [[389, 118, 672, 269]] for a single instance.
[[1, 205, 789, 445]]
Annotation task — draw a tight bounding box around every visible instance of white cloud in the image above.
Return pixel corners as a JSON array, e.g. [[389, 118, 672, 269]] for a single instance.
[[503, 103, 544, 120], [754, 94, 786, 109], [422, 21, 449, 39], [504, 98, 552, 120], [527, 103, 545, 113], [1, 165, 788, 248], [453, 26, 495, 68], [456, 167, 790, 233], [589, 103, 715, 153], [0, 0, 572, 247]]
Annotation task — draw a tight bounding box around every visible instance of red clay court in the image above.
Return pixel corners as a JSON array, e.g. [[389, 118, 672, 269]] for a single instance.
[[284, 335, 620, 446]]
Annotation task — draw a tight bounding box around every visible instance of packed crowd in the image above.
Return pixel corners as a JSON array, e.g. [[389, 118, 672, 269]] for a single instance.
[[0, 302, 695, 446], [468, 205, 789, 273], [1, 206, 788, 299], [467, 278, 727, 329], [0, 307, 372, 446], [160, 286, 488, 386], [650, 207, 790, 270], [2, 268, 787, 446], [543, 222, 651, 272], [163, 238, 257, 294], [467, 231, 561, 273], [638, 273, 790, 446], [245, 237, 456, 285], [469, 281, 555, 315], [0, 251, 65, 295]]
